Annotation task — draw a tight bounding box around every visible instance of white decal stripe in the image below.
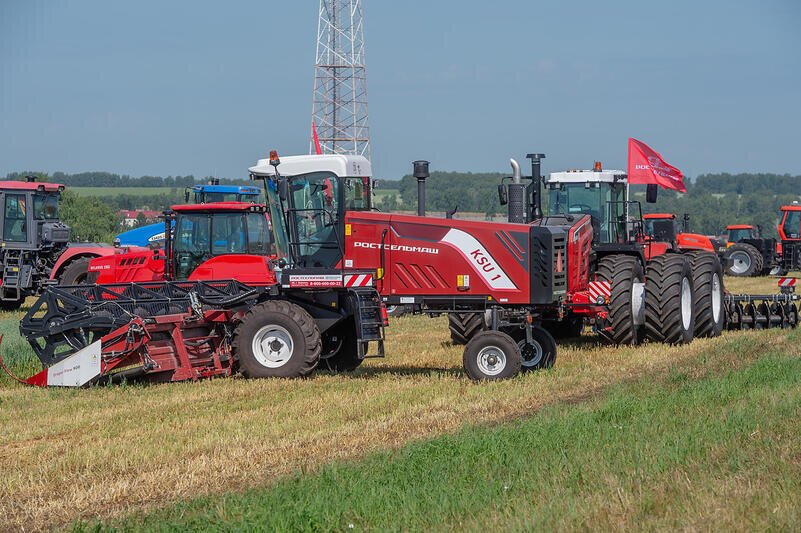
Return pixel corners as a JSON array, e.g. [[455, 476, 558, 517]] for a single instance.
[[440, 229, 516, 290]]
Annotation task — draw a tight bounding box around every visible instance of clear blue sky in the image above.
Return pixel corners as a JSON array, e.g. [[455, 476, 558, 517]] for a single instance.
[[1, 0, 799, 181]]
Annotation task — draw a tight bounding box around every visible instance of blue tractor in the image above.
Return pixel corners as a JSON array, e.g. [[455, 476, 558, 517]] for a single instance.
[[115, 183, 261, 248]]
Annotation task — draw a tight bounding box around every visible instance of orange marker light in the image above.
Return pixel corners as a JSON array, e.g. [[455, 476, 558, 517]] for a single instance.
[[594, 161, 602, 171]]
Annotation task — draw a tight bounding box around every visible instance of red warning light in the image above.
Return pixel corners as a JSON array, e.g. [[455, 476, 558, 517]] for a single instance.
[[593, 161, 602, 171]]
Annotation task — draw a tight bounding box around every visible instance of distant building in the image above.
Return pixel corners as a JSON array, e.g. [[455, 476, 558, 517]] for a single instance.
[[119, 210, 162, 227]]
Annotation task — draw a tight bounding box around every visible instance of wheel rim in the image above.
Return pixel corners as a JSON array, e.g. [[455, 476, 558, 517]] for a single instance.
[[769, 265, 782, 276], [729, 251, 751, 274], [631, 281, 645, 327], [711, 273, 722, 324], [385, 305, 398, 315], [681, 277, 692, 330], [251, 325, 294, 368], [518, 339, 543, 368], [477, 345, 506, 376]]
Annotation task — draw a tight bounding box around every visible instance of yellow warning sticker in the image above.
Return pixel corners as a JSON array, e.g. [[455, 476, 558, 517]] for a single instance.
[[345, 224, 352, 236]]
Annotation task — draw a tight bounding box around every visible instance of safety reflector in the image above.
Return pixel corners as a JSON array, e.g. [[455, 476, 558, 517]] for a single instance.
[[588, 280, 612, 302]]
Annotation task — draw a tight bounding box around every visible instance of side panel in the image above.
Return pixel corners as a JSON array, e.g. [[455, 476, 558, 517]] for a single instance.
[[566, 215, 593, 293], [188, 255, 276, 285], [676, 233, 715, 252], [344, 212, 532, 304]]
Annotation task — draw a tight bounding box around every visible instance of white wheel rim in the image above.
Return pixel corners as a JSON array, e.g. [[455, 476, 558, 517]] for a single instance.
[[477, 345, 506, 376], [729, 251, 751, 274], [251, 325, 294, 368], [681, 277, 692, 330], [711, 273, 722, 324], [518, 339, 543, 367], [631, 282, 645, 327]]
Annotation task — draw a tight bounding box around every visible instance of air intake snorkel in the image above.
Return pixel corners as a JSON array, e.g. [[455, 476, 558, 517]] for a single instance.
[[507, 158, 526, 223]]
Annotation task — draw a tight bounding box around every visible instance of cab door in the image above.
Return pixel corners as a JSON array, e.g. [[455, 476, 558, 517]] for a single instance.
[[3, 194, 29, 244]]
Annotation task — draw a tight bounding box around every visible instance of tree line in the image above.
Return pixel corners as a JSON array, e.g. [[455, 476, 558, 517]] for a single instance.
[[378, 171, 801, 239], [4, 171, 251, 187]]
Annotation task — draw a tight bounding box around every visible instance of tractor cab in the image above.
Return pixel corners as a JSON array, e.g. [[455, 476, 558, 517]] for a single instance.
[[544, 164, 643, 247], [726, 224, 758, 244], [643, 213, 680, 244], [249, 153, 372, 269], [0, 180, 70, 251], [90, 202, 274, 284], [778, 205, 801, 241]]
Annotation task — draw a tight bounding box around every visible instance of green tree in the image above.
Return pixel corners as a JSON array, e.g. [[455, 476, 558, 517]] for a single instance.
[[59, 190, 122, 243]]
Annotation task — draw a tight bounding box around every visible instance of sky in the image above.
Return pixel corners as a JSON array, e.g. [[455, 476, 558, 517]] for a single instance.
[[1, 0, 800, 181]]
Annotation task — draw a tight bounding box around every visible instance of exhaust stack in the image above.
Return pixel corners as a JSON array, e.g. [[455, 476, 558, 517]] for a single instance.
[[413, 160, 429, 217], [507, 158, 526, 223], [527, 153, 545, 220]]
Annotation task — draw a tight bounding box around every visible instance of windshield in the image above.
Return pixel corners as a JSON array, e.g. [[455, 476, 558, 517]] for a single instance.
[[782, 212, 801, 239], [644, 218, 677, 242], [547, 182, 626, 243], [197, 192, 239, 203], [33, 194, 59, 219], [728, 228, 752, 242]]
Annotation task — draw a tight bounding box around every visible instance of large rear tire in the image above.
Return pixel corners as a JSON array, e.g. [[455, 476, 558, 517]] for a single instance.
[[725, 243, 761, 277], [59, 257, 98, 285], [448, 311, 487, 345], [233, 300, 321, 378], [595, 255, 645, 345], [644, 254, 695, 344], [685, 250, 725, 338], [462, 330, 521, 381]]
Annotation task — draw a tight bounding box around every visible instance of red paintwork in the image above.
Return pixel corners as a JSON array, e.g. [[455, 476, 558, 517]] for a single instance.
[[727, 224, 755, 230], [187, 255, 276, 284], [345, 211, 536, 304], [0, 181, 64, 192], [644, 240, 672, 261], [92, 248, 277, 285], [566, 215, 593, 293], [676, 233, 715, 252], [50, 245, 147, 280], [643, 213, 676, 219]]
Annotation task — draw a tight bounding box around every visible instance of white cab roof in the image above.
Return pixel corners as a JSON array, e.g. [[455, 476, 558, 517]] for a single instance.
[[249, 154, 372, 178], [547, 169, 626, 184]]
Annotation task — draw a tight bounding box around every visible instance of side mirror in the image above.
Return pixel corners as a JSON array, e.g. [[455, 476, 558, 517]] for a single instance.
[[278, 179, 288, 201], [646, 184, 658, 203], [497, 184, 508, 206], [372, 179, 380, 190]]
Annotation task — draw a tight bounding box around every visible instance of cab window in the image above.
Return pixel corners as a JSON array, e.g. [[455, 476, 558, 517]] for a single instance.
[[289, 172, 340, 267], [728, 228, 751, 242], [246, 213, 272, 254], [33, 194, 59, 219], [783, 212, 801, 239], [3, 194, 28, 242], [343, 177, 371, 210]]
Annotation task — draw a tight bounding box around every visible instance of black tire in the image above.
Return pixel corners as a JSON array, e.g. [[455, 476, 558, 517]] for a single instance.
[[595, 255, 645, 345], [462, 330, 522, 381], [503, 325, 557, 371], [685, 250, 725, 338], [643, 254, 695, 344], [725, 243, 761, 277], [59, 257, 97, 285], [319, 319, 363, 372], [232, 300, 321, 378], [448, 311, 486, 345]]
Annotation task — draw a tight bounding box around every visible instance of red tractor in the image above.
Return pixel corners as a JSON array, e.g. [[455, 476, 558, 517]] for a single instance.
[[777, 204, 801, 274]]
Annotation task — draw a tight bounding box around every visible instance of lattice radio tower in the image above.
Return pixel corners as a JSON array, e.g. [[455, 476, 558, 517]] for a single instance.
[[310, 0, 370, 159]]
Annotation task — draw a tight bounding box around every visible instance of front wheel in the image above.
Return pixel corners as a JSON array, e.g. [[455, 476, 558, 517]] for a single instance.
[[233, 300, 321, 378], [462, 331, 521, 381]]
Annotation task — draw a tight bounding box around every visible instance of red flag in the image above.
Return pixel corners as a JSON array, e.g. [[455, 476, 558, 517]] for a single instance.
[[627, 138, 686, 193], [311, 121, 322, 155]]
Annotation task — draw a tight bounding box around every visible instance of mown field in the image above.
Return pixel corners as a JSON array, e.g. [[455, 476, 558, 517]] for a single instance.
[[0, 276, 798, 531]]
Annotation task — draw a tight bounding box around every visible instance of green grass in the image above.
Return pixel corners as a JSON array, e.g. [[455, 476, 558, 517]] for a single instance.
[[81, 345, 801, 532]]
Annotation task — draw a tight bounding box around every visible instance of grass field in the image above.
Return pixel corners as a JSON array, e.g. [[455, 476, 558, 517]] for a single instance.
[[70, 187, 181, 197], [0, 275, 797, 530]]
